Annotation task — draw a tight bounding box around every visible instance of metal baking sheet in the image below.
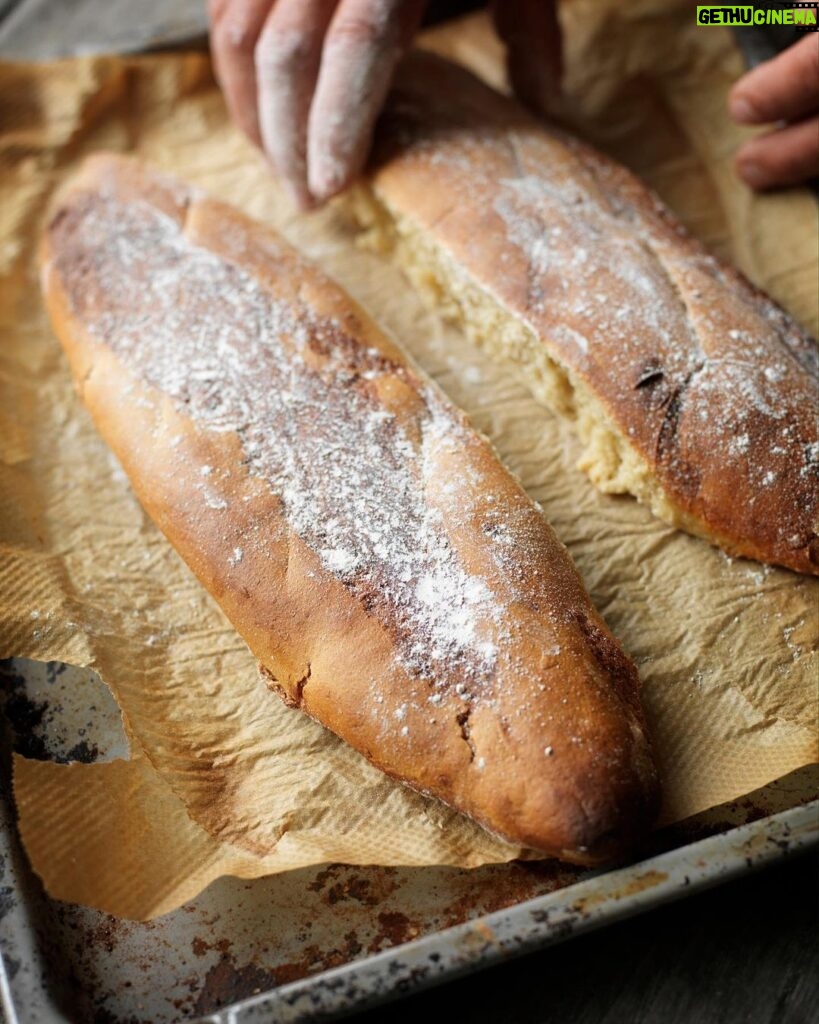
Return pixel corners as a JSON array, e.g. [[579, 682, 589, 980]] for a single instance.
[[0, 658, 817, 1023], [201, 802, 818, 1024]]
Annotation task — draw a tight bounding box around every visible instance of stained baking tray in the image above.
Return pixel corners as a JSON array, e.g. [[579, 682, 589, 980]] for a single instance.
[[0, 658, 817, 1023]]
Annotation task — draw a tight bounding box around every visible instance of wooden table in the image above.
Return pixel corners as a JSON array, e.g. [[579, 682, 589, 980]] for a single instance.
[[2, 2, 816, 1022]]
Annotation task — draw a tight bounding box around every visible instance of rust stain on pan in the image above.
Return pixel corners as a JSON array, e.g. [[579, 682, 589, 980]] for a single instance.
[[573, 867, 670, 913], [3, 661, 816, 1023], [193, 956, 277, 1016], [613, 869, 669, 897], [307, 864, 401, 907]]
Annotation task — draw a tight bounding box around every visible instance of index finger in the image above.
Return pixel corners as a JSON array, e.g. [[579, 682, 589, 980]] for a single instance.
[[255, 0, 339, 209], [306, 0, 427, 202], [729, 34, 819, 125]]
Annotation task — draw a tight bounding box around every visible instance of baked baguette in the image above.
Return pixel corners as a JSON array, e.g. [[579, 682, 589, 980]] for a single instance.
[[41, 154, 659, 864], [351, 51, 819, 575]]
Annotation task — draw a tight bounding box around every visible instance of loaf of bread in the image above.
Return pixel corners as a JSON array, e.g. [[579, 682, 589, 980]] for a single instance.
[[41, 154, 659, 864], [351, 52, 819, 575]]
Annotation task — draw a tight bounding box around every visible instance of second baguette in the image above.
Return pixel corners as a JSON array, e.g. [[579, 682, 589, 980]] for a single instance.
[[352, 51, 819, 575]]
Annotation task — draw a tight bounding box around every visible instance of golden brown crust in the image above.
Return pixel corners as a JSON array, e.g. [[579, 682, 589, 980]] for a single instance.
[[360, 51, 819, 576], [40, 153, 660, 864]]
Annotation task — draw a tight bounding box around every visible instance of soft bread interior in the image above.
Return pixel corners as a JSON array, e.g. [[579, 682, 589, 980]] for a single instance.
[[349, 186, 720, 546]]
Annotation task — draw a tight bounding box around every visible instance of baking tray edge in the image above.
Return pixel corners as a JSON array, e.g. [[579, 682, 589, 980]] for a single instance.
[[196, 801, 819, 1024]]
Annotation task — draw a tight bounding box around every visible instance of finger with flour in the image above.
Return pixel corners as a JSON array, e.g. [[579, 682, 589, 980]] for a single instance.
[[255, 0, 339, 209], [736, 116, 819, 190], [209, 0, 273, 146], [307, 0, 427, 203]]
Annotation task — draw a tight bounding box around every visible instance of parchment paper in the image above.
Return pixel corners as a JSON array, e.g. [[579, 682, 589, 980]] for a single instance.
[[1, 2, 817, 920]]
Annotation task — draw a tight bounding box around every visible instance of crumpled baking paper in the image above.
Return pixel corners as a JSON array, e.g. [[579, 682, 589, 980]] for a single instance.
[[1, 2, 816, 920]]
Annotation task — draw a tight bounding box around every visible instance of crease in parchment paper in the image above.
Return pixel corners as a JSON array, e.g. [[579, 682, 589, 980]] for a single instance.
[[1, 1, 816, 920]]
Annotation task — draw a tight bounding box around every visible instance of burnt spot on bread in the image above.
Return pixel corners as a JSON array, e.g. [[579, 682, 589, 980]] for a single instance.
[[654, 378, 703, 501], [635, 362, 665, 390], [571, 610, 641, 713], [455, 708, 477, 763]]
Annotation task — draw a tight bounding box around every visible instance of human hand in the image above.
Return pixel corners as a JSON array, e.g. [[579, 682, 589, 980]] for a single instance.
[[208, 0, 428, 209], [729, 34, 819, 190], [490, 0, 562, 115], [209, 0, 565, 209]]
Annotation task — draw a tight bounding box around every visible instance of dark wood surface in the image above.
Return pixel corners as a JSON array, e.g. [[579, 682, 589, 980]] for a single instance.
[[352, 850, 819, 1024]]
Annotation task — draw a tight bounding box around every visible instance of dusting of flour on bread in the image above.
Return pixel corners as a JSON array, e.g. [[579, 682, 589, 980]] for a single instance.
[[352, 53, 819, 573], [52, 189, 502, 687]]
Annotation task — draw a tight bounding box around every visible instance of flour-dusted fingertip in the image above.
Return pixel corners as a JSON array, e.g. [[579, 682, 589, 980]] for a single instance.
[[260, 150, 313, 211], [308, 161, 348, 204], [729, 93, 758, 125], [736, 157, 768, 190]]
